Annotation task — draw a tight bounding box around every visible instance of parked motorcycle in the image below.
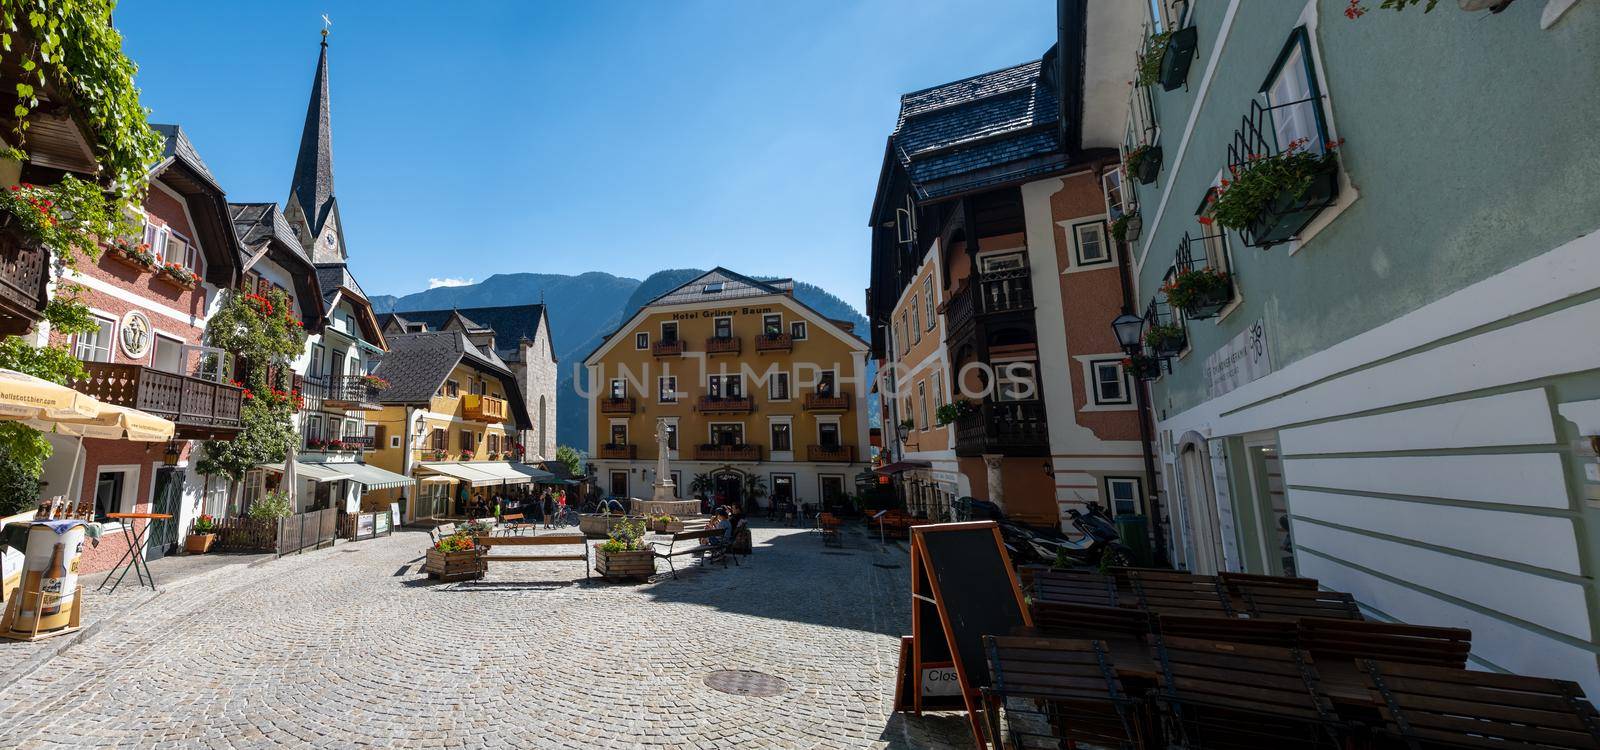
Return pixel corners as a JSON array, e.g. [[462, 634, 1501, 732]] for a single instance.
[[958, 497, 1134, 570]]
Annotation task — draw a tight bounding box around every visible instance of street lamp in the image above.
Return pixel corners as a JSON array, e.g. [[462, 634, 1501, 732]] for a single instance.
[[162, 441, 181, 466], [1111, 312, 1146, 354]]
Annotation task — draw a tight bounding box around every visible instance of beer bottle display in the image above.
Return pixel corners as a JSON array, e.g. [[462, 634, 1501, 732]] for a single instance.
[[39, 543, 66, 616]]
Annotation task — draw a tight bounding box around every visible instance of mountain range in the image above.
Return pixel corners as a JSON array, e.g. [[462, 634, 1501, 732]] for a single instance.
[[370, 270, 874, 449]]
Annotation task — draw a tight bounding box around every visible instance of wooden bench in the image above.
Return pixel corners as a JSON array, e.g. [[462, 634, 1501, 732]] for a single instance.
[[1033, 600, 1151, 641], [1235, 582, 1362, 621], [1360, 659, 1600, 749], [1300, 617, 1471, 669], [980, 636, 1145, 750], [497, 513, 531, 536], [650, 527, 728, 578], [1114, 569, 1239, 618], [472, 534, 589, 580], [1150, 635, 1342, 748]]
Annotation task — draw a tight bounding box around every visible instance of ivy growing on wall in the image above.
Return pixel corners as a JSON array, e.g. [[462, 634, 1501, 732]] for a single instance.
[[195, 289, 309, 488], [0, 0, 164, 199]]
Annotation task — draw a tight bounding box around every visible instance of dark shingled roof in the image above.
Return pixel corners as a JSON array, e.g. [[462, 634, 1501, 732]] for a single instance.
[[372, 331, 531, 429], [374, 304, 548, 364], [645, 267, 794, 308], [152, 124, 217, 186], [315, 263, 366, 307], [228, 203, 308, 262], [290, 37, 337, 237], [890, 59, 1068, 200]]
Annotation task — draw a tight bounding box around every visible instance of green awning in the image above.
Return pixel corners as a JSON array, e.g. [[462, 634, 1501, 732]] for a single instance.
[[337, 462, 413, 490]]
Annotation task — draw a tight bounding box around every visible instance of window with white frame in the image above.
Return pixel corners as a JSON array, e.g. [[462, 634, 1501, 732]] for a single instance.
[[635, 331, 649, 349], [1264, 28, 1328, 155], [994, 362, 1038, 402], [918, 381, 929, 430], [708, 373, 742, 398], [151, 334, 183, 373], [658, 375, 678, 403], [1105, 476, 1143, 517], [910, 298, 921, 344], [660, 321, 679, 342], [762, 313, 782, 336], [74, 315, 115, 363], [1089, 359, 1132, 405], [1074, 220, 1111, 266], [790, 321, 807, 340], [932, 371, 945, 409], [768, 371, 790, 401]]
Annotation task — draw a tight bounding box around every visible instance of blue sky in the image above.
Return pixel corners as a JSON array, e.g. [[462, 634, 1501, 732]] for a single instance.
[[115, 1, 1055, 308]]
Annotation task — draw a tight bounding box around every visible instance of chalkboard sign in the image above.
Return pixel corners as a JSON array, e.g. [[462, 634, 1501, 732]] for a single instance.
[[894, 521, 1029, 744]]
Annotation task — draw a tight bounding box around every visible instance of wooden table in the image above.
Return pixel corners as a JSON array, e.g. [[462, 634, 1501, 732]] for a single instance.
[[99, 513, 171, 594]]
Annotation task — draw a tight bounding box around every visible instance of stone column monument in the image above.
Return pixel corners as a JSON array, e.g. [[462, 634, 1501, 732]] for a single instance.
[[651, 418, 677, 502]]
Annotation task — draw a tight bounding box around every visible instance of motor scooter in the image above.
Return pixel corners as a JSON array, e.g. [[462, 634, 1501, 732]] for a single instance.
[[958, 497, 1134, 569]]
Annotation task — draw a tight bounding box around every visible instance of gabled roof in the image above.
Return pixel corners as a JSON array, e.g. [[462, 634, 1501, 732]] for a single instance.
[[887, 59, 1069, 202], [315, 262, 385, 347], [289, 36, 337, 238], [148, 123, 239, 288], [373, 304, 550, 364], [229, 202, 308, 263], [372, 331, 532, 429], [153, 124, 219, 188], [229, 202, 324, 327], [644, 267, 795, 308]]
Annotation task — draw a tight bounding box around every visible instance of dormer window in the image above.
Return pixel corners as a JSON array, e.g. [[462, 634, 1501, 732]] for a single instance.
[[702, 282, 725, 294]]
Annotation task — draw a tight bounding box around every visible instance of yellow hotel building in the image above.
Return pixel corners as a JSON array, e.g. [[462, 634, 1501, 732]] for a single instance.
[[583, 269, 871, 511]]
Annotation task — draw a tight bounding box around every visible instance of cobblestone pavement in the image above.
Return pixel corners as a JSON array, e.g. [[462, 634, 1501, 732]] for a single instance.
[[0, 523, 971, 749]]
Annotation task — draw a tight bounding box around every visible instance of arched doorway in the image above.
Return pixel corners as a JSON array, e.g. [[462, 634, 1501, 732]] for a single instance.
[[711, 467, 745, 511], [1177, 440, 1224, 574]]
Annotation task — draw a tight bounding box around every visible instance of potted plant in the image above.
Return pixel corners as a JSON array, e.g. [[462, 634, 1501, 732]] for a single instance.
[[185, 514, 218, 554], [1202, 137, 1342, 248], [1122, 353, 1164, 381], [1125, 144, 1162, 185], [1135, 30, 1173, 87], [1162, 266, 1234, 319], [1145, 321, 1187, 357], [106, 237, 157, 273], [424, 532, 483, 582], [359, 374, 389, 391], [459, 450, 474, 461], [595, 516, 654, 581], [156, 262, 199, 290], [431, 448, 448, 461], [1158, 26, 1199, 91], [1110, 212, 1142, 244], [650, 514, 682, 534], [934, 399, 978, 427]]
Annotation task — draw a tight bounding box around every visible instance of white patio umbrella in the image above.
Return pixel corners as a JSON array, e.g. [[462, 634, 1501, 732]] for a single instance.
[[26, 403, 177, 514], [282, 442, 299, 512], [0, 368, 103, 421]]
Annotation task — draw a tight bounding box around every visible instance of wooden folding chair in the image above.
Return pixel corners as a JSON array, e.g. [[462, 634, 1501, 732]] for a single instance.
[[1359, 659, 1600, 749], [1155, 613, 1300, 649], [1150, 635, 1344, 749], [1235, 582, 1363, 621], [1114, 568, 1239, 618], [981, 636, 1146, 750], [1300, 618, 1471, 670]]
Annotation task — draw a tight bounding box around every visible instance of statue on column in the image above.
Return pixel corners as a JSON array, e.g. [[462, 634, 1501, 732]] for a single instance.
[[652, 418, 677, 502]]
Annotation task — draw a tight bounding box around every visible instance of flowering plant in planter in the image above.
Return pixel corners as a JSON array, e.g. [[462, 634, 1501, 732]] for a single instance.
[[431, 449, 448, 461], [1125, 144, 1162, 185], [433, 532, 475, 553], [107, 237, 157, 270], [1122, 353, 1164, 380], [1110, 212, 1141, 244], [242, 293, 274, 315], [934, 399, 979, 427], [359, 374, 389, 390], [1144, 321, 1187, 355], [1201, 137, 1342, 244], [1161, 267, 1233, 319], [158, 262, 199, 289], [598, 517, 649, 553], [459, 450, 475, 461], [1135, 30, 1174, 87], [191, 513, 217, 534]]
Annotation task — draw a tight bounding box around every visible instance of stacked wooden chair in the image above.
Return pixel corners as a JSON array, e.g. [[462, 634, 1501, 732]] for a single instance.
[[1150, 636, 1343, 749], [981, 636, 1146, 750], [1359, 659, 1600, 749]]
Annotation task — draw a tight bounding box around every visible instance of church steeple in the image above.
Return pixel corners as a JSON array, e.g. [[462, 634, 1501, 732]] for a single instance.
[[287, 29, 344, 263]]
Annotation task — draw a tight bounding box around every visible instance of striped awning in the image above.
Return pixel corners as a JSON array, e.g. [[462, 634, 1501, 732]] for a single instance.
[[337, 462, 412, 490], [415, 462, 503, 487], [259, 461, 350, 484]]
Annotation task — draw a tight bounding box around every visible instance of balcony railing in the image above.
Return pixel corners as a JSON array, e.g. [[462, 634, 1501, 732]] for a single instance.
[[955, 399, 1049, 457], [803, 392, 851, 411], [696, 443, 760, 462], [599, 397, 635, 414], [651, 339, 685, 357], [71, 362, 244, 437], [304, 435, 374, 453], [806, 444, 854, 463], [977, 268, 1033, 314], [755, 332, 792, 353], [463, 393, 509, 421], [321, 375, 382, 410], [598, 443, 636, 459], [705, 336, 741, 355], [697, 396, 753, 414], [0, 213, 48, 336]]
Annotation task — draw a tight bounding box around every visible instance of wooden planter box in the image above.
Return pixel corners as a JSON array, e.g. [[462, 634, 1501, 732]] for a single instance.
[[424, 548, 484, 582], [156, 269, 198, 291], [106, 248, 155, 274], [595, 546, 654, 581], [579, 514, 640, 539], [184, 533, 216, 554]]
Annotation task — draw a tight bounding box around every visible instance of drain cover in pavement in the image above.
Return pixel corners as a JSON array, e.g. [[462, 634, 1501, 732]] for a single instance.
[[704, 670, 788, 697]]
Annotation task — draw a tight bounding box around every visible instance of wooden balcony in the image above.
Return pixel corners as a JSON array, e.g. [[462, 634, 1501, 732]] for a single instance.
[[651, 339, 685, 357], [598, 443, 636, 460], [755, 333, 792, 353], [697, 396, 753, 414], [807, 444, 855, 463], [320, 375, 383, 411], [705, 336, 741, 355], [803, 392, 851, 411], [0, 213, 48, 337], [463, 393, 509, 421], [71, 362, 243, 439], [955, 400, 1049, 457], [696, 443, 760, 462], [599, 397, 635, 415]]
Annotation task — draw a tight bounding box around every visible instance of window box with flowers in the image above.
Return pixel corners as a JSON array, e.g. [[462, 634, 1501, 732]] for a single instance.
[[106, 237, 157, 273], [359, 374, 389, 392], [1145, 321, 1187, 357], [430, 449, 448, 462], [934, 399, 978, 427], [1205, 138, 1342, 248], [1125, 144, 1162, 185], [185, 514, 218, 554], [1123, 353, 1164, 381], [459, 450, 475, 461], [156, 262, 199, 290], [1162, 267, 1233, 320], [1110, 212, 1142, 244]]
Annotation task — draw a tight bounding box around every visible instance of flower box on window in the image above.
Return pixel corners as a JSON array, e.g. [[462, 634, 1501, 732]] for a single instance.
[[156, 263, 198, 290], [1123, 353, 1164, 381], [1145, 322, 1187, 357], [1110, 212, 1142, 244], [1159, 26, 1199, 91], [106, 238, 158, 273], [1162, 267, 1234, 320], [1126, 144, 1162, 185]]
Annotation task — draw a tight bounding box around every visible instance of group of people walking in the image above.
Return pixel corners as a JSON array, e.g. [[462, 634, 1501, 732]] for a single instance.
[[468, 486, 569, 528]]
